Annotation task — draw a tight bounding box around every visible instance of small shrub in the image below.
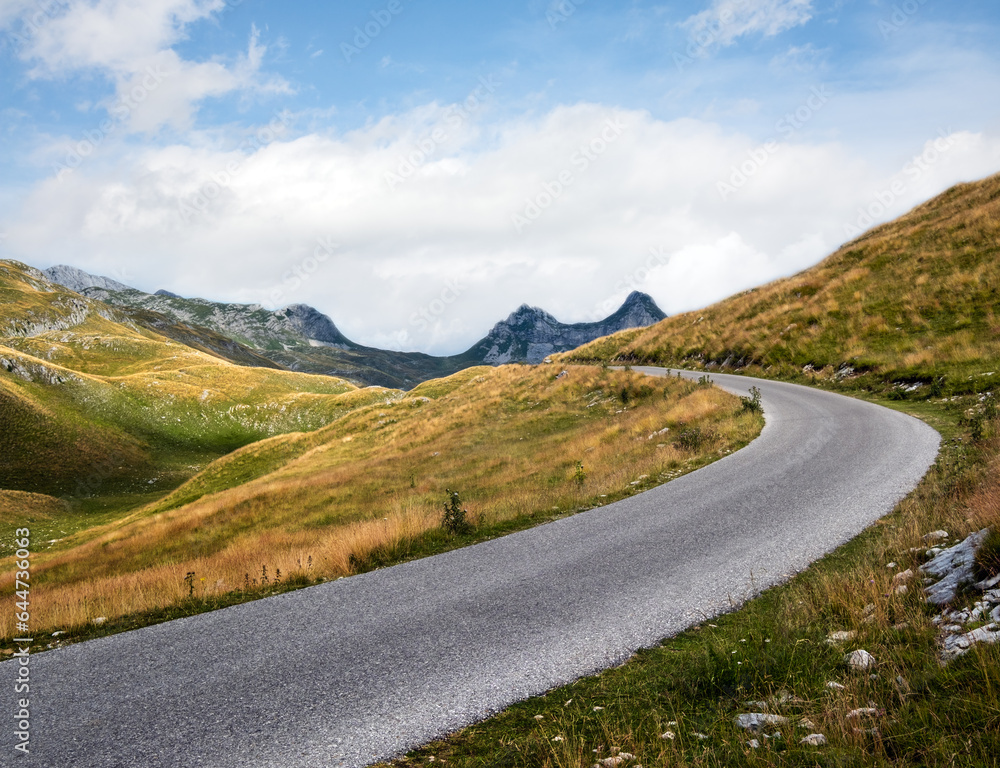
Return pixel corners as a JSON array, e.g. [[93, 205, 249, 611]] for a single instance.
[[574, 461, 586, 486], [698, 374, 713, 387], [974, 528, 1000, 581], [739, 386, 763, 414], [677, 427, 703, 451], [183, 571, 196, 597], [442, 488, 472, 535]]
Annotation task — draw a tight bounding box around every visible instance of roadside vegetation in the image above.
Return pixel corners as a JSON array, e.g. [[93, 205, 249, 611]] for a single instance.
[[375, 395, 1000, 768]]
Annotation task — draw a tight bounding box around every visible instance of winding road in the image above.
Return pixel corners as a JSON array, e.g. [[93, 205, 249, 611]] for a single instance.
[[3, 369, 940, 768]]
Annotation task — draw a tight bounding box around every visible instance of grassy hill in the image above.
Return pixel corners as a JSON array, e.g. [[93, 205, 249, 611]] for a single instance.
[[0, 260, 381, 504], [566, 173, 1000, 397]]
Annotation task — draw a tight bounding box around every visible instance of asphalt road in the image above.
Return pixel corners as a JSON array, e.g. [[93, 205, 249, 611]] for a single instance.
[[2, 369, 941, 768]]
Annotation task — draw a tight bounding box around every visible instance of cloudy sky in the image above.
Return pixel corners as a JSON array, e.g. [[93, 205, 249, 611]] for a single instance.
[[1, 0, 999, 354]]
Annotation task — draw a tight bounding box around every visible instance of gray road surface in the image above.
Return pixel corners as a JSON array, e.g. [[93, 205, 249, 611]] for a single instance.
[[2, 369, 941, 767]]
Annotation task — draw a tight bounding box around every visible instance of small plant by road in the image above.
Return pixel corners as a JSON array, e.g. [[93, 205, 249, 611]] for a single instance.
[[443, 489, 472, 535], [740, 386, 763, 414]]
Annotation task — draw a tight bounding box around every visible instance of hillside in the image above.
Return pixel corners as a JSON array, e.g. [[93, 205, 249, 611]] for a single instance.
[[566, 173, 1000, 396], [45, 267, 666, 388], [0, 260, 378, 501]]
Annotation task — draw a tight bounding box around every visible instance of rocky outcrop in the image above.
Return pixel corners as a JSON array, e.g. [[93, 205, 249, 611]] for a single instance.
[[469, 292, 666, 365], [40, 263, 668, 387], [43, 265, 132, 293]]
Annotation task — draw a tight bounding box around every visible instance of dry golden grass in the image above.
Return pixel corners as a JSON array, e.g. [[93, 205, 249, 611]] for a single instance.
[[566, 172, 1000, 389], [0, 364, 762, 636]]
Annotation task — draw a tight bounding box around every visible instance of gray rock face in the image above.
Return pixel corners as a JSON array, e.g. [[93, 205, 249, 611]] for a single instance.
[[472, 292, 666, 365], [43, 264, 132, 293], [922, 529, 989, 605]]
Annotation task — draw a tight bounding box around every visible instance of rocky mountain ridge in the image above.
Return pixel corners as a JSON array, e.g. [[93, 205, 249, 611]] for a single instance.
[[41, 265, 667, 387]]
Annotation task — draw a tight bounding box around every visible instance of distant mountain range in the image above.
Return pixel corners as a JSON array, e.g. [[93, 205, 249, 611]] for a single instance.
[[42, 265, 666, 389]]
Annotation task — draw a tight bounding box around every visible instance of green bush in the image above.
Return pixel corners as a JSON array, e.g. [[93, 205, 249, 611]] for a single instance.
[[442, 488, 472, 535], [739, 386, 763, 414]]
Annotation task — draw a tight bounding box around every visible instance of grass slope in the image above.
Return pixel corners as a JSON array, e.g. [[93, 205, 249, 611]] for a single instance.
[[566, 173, 1000, 397]]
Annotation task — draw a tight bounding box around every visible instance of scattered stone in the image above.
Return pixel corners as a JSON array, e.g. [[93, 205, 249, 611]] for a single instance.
[[826, 631, 856, 645], [893, 568, 914, 584], [799, 718, 816, 730], [564, 699, 573, 707], [846, 708, 880, 719], [745, 700, 769, 711], [748, 739, 760, 749], [844, 650, 875, 671], [92, 617, 107, 626], [596, 753, 634, 767], [887, 562, 897, 569], [660, 731, 675, 741], [895, 584, 909, 595], [734, 713, 789, 732], [895, 675, 911, 694], [553, 736, 564, 742], [593, 706, 605, 712], [893, 622, 910, 631], [556, 370, 569, 379], [922, 529, 990, 605], [941, 623, 1000, 661], [51, 631, 66, 637], [800, 734, 827, 747], [923, 530, 949, 543], [826, 681, 845, 690], [862, 603, 876, 616], [693, 733, 708, 740], [534, 715, 544, 721]]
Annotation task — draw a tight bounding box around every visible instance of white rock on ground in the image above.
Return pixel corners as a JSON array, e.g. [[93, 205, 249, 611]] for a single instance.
[[800, 734, 828, 746], [734, 713, 788, 731], [844, 650, 875, 671], [826, 681, 845, 690], [826, 631, 856, 645], [941, 623, 1000, 661], [923, 530, 949, 543], [921, 529, 990, 605], [846, 708, 880, 719]]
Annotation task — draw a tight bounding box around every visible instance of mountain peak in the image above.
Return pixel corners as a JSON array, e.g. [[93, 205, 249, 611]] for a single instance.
[[44, 265, 133, 293], [470, 292, 666, 365]]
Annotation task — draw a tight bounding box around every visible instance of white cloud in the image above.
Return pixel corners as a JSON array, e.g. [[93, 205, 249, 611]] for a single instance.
[[683, 0, 814, 52], [3, 0, 286, 132], [3, 102, 1000, 355]]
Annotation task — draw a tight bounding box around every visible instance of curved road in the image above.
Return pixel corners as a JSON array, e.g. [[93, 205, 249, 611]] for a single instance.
[[3, 370, 940, 767]]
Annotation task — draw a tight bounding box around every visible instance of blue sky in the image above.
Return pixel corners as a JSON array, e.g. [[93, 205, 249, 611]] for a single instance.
[[2, 0, 1000, 353]]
